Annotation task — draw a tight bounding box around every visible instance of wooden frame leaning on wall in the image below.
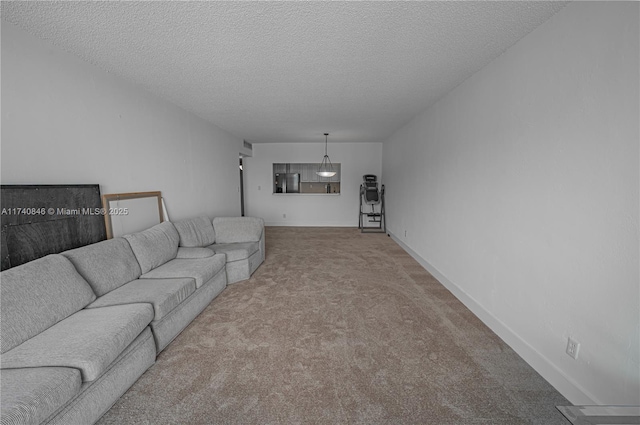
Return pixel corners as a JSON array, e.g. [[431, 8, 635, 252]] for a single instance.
[[101, 191, 163, 239]]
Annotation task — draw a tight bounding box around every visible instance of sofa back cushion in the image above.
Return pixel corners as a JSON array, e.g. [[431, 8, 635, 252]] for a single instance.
[[62, 237, 142, 296], [174, 217, 216, 247], [123, 221, 179, 274], [213, 217, 264, 243], [0, 254, 96, 354]]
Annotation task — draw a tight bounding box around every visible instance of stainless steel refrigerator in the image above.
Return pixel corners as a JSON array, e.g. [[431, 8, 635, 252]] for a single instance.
[[274, 173, 300, 193]]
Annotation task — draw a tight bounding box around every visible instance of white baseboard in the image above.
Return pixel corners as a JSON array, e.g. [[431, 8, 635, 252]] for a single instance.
[[388, 230, 599, 405], [264, 222, 355, 227]]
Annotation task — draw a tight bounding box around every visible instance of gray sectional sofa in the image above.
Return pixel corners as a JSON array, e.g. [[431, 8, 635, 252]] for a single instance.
[[0, 216, 264, 425]]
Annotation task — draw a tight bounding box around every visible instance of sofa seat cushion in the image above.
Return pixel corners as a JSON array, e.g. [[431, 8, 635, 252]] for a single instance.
[[0, 367, 81, 425], [174, 217, 216, 247], [87, 278, 196, 322], [0, 254, 96, 354], [176, 247, 216, 259], [124, 221, 180, 274], [0, 304, 154, 382], [140, 254, 226, 289], [62, 237, 142, 296], [211, 242, 259, 262]]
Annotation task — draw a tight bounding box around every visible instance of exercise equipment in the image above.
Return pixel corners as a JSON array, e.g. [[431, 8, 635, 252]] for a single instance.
[[358, 174, 386, 233]]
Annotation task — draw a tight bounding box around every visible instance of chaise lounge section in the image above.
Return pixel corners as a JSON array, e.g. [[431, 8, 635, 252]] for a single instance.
[[173, 216, 265, 284]]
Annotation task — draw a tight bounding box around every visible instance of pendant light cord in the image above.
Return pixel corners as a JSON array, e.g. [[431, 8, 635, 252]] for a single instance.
[[323, 133, 331, 164]]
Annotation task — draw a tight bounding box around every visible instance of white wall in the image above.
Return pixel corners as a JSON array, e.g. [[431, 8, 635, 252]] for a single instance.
[[382, 2, 639, 405], [244, 142, 382, 226], [1, 22, 243, 221]]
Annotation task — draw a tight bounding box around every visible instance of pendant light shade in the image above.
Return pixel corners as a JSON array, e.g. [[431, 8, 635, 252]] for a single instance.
[[317, 133, 337, 177]]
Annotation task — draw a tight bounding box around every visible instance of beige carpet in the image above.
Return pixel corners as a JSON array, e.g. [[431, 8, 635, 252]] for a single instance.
[[97, 227, 570, 425]]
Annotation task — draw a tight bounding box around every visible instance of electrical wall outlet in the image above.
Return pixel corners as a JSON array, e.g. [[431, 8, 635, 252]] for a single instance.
[[566, 337, 580, 359], [282, 213, 286, 219]]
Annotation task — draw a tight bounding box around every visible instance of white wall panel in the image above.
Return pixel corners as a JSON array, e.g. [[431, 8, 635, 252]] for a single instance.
[[1, 22, 243, 222], [382, 1, 639, 405]]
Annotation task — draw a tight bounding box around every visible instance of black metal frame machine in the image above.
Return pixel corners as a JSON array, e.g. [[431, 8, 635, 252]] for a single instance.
[[359, 174, 386, 233]]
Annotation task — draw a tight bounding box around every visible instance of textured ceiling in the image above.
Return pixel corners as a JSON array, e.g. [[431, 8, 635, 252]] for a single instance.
[[1, 1, 567, 144]]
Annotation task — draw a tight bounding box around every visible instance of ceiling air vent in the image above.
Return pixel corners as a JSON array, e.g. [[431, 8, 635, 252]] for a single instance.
[[243, 140, 253, 152]]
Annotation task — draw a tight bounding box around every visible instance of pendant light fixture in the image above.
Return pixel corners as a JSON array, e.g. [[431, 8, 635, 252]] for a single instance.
[[316, 133, 337, 177]]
